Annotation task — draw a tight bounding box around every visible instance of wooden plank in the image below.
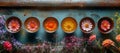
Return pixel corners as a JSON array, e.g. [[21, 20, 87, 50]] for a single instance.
[[0, 0, 120, 7]]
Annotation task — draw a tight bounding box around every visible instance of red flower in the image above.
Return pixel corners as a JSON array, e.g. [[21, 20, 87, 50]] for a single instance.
[[89, 34, 96, 42], [100, 20, 110, 31], [3, 41, 12, 51], [116, 34, 120, 42], [102, 39, 114, 48]]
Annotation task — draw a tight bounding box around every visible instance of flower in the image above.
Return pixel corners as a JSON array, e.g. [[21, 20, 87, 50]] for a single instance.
[[23, 45, 32, 53], [51, 48, 56, 52], [63, 21, 75, 32], [3, 41, 12, 51], [8, 20, 20, 32], [65, 42, 72, 49], [0, 15, 6, 35], [41, 42, 50, 49], [0, 15, 5, 30], [65, 36, 79, 49], [100, 20, 110, 31], [89, 34, 96, 42], [0, 16, 5, 25], [27, 21, 38, 31], [116, 34, 120, 42], [102, 39, 114, 47], [0, 23, 4, 30], [81, 20, 93, 31], [45, 21, 57, 31], [0, 29, 6, 35], [62, 17, 77, 33], [11, 38, 22, 48]]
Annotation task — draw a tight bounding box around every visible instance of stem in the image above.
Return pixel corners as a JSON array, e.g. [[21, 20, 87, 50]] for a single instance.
[[109, 45, 120, 53]]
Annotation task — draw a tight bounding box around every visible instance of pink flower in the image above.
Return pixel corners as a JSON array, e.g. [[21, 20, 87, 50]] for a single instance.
[[89, 34, 96, 42], [42, 42, 50, 49], [3, 41, 12, 51], [116, 34, 120, 42], [65, 36, 79, 49], [51, 48, 56, 52], [37, 44, 41, 48], [25, 45, 32, 53], [8, 20, 20, 32], [27, 21, 38, 31], [65, 43, 72, 49]]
